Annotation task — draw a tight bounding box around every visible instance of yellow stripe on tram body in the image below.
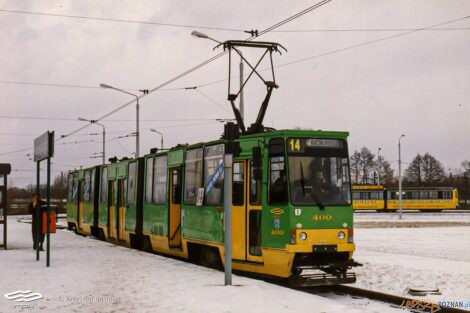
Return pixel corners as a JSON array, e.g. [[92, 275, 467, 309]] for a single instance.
[[76, 223, 93, 236], [143, 231, 188, 258], [387, 199, 456, 210], [353, 199, 385, 210], [286, 229, 354, 254]]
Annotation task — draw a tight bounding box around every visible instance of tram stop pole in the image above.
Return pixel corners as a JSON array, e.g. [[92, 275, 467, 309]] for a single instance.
[[36, 161, 40, 261], [0, 163, 12, 250], [46, 157, 51, 266], [34, 131, 54, 267], [223, 154, 233, 286]]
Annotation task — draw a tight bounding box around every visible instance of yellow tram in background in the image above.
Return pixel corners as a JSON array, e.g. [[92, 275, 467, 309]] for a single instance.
[[352, 185, 459, 212]]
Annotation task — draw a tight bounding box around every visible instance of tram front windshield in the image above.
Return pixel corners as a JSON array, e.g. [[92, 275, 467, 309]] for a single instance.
[[287, 138, 351, 206]]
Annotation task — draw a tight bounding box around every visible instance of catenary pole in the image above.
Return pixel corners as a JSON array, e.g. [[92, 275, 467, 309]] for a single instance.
[[398, 135, 405, 220], [223, 154, 233, 285]]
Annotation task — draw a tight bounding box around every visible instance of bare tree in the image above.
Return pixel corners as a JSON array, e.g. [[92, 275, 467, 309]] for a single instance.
[[377, 155, 394, 185], [405, 154, 424, 185], [422, 153, 445, 185], [350, 151, 361, 184], [405, 153, 445, 186], [350, 147, 375, 184], [462, 160, 470, 171]]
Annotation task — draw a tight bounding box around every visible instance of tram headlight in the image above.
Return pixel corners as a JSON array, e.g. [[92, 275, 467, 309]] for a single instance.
[[338, 231, 345, 240], [299, 232, 307, 241]]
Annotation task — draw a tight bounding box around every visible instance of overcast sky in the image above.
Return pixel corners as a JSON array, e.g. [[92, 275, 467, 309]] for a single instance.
[[1, 0, 469, 187]]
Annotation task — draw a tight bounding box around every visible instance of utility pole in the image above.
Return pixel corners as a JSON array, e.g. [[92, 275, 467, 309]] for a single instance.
[[377, 147, 382, 185], [100, 83, 147, 158], [78, 118, 105, 164], [398, 134, 405, 220]]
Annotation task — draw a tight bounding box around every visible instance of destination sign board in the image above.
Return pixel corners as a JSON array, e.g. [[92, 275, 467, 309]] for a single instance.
[[34, 131, 54, 162], [288, 138, 345, 153]]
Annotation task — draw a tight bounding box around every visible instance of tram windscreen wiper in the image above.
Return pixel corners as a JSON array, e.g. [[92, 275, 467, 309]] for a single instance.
[[300, 162, 306, 197], [311, 189, 325, 211]]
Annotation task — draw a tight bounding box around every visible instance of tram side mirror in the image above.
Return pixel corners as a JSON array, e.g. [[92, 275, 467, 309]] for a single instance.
[[252, 147, 262, 167], [252, 147, 262, 180]]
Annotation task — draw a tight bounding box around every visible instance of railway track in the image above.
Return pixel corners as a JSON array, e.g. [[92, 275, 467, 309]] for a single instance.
[[354, 210, 470, 214], [294, 285, 469, 313]]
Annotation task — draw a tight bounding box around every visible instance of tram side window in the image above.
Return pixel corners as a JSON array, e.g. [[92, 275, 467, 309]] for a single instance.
[[352, 192, 360, 200], [172, 169, 182, 204], [269, 138, 287, 204], [429, 191, 438, 199], [90, 168, 96, 202], [184, 148, 203, 205], [419, 191, 429, 199], [250, 161, 262, 205], [100, 167, 107, 204], [72, 175, 78, 202], [145, 158, 154, 203], [370, 192, 379, 200], [204, 144, 225, 205], [249, 210, 262, 256], [232, 162, 244, 206], [153, 156, 168, 205], [127, 162, 136, 205], [83, 171, 91, 202], [67, 174, 73, 201], [443, 191, 452, 199]]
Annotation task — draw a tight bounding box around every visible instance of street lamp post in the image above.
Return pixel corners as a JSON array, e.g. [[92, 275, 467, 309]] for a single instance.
[[377, 147, 382, 185], [78, 118, 106, 164], [398, 134, 405, 220], [100, 83, 140, 158], [191, 31, 245, 120], [150, 129, 164, 150]]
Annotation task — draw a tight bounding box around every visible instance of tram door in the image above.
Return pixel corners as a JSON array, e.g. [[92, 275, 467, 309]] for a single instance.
[[117, 179, 125, 241], [169, 167, 182, 248], [108, 180, 116, 239], [77, 181, 84, 230], [231, 160, 263, 262], [246, 160, 263, 262], [232, 161, 246, 260]]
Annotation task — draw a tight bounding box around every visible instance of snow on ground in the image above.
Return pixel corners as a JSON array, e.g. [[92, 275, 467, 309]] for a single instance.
[[353, 212, 470, 304], [354, 211, 470, 224], [0, 216, 399, 313], [2, 212, 469, 313]]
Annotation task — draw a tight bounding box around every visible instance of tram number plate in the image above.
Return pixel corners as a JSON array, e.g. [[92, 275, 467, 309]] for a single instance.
[[313, 245, 337, 253]]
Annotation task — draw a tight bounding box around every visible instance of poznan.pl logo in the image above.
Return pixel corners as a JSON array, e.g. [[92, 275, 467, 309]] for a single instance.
[[4, 290, 43, 302]]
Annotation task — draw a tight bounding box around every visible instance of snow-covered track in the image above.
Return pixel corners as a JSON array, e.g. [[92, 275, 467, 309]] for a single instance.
[[306, 285, 468, 313]]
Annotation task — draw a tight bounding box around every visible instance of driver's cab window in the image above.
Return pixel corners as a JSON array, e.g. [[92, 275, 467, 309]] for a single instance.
[[287, 138, 351, 206], [268, 138, 287, 204]]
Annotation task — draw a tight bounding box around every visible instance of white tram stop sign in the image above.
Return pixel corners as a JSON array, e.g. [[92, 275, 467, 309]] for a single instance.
[[33, 131, 54, 162]]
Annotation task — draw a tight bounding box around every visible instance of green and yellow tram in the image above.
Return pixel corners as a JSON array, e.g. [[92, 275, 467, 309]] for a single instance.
[[66, 39, 359, 286], [67, 130, 359, 285]]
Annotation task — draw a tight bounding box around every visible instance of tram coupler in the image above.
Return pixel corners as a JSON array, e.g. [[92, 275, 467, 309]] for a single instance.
[[289, 271, 357, 287], [289, 259, 362, 287]]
